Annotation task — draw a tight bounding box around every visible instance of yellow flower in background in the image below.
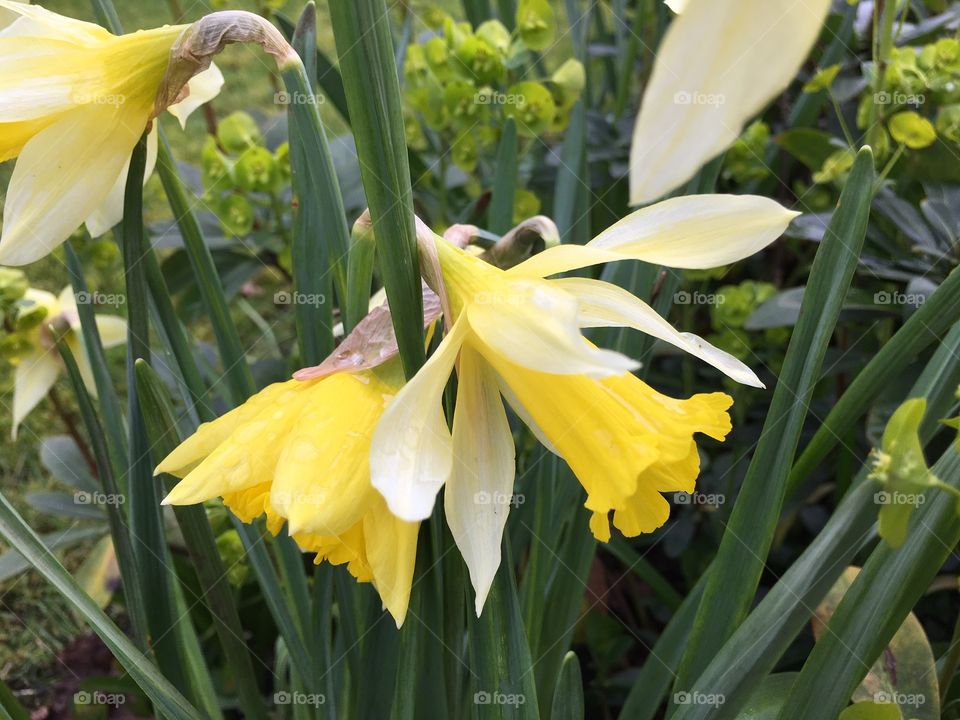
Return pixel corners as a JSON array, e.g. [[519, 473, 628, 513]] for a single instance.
[[630, 0, 832, 204], [156, 362, 420, 627], [371, 194, 797, 614], [0, 1, 223, 265], [11, 286, 126, 438]]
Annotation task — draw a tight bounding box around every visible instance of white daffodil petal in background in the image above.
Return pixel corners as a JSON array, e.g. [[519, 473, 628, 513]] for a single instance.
[[630, 0, 832, 204], [167, 63, 224, 129], [1, 103, 141, 265], [371, 317, 467, 522], [445, 346, 515, 615], [553, 277, 765, 388], [467, 279, 639, 378], [510, 194, 799, 278], [12, 350, 59, 439], [665, 0, 687, 12], [85, 126, 158, 238]]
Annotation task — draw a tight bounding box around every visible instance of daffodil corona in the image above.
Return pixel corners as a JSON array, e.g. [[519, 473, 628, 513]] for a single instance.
[[157, 363, 419, 627], [372, 194, 798, 614]]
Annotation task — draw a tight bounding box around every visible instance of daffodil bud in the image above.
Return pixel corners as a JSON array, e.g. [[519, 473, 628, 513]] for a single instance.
[[475, 19, 511, 54], [936, 105, 960, 143], [218, 194, 255, 237], [516, 0, 556, 51], [234, 146, 277, 192], [217, 111, 263, 153], [0, 269, 28, 302], [504, 82, 556, 137], [454, 36, 505, 85]]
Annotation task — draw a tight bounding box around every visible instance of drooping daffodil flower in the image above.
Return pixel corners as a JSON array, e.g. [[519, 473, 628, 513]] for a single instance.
[[157, 358, 421, 628], [630, 0, 832, 204], [371, 194, 798, 614], [11, 286, 126, 438], [0, 2, 297, 265]]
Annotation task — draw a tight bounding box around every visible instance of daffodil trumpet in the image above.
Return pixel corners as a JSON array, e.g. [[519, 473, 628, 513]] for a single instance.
[[371, 194, 798, 614], [0, 3, 297, 265], [157, 291, 442, 627]]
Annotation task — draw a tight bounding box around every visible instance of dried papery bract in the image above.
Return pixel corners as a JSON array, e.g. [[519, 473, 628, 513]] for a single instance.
[[155, 11, 298, 117]]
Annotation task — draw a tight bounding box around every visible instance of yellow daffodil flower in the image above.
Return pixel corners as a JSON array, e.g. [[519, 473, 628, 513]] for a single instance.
[[630, 0, 831, 204], [0, 1, 226, 264], [156, 362, 420, 627], [11, 286, 126, 438], [371, 194, 797, 614]]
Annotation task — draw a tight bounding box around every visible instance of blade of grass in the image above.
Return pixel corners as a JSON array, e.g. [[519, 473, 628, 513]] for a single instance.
[[0, 491, 203, 719], [489, 119, 518, 234], [135, 360, 270, 720], [329, 0, 425, 379], [778, 448, 960, 720], [553, 101, 587, 245], [674, 147, 875, 692]]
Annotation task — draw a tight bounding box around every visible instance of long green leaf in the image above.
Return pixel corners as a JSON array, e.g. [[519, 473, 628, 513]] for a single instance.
[[550, 652, 584, 720], [489, 119, 518, 234], [788, 263, 960, 497], [674, 147, 875, 692], [329, 0, 425, 378], [669, 318, 960, 720], [122, 134, 192, 698], [469, 540, 540, 719], [0, 491, 202, 719], [778, 448, 960, 720], [283, 2, 351, 365], [135, 361, 269, 720]]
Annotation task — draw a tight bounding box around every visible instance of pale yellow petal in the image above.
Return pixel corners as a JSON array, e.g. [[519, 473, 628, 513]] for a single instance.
[[370, 316, 467, 522], [553, 277, 764, 387], [67, 333, 97, 397], [85, 125, 158, 238], [167, 63, 224, 129], [0, 103, 147, 266], [665, 0, 688, 12], [94, 315, 127, 349], [0, 1, 112, 44], [445, 346, 515, 616], [630, 0, 831, 203], [467, 278, 638, 378], [12, 350, 59, 439], [364, 495, 420, 628]]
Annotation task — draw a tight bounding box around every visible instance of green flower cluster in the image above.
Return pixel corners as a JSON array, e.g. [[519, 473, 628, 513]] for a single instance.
[[857, 38, 960, 155], [402, 3, 585, 173], [708, 280, 788, 364], [0, 268, 43, 364], [200, 111, 291, 239]]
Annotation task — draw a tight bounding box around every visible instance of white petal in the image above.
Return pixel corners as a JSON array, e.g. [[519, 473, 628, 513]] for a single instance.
[[590, 195, 799, 268], [445, 347, 515, 616], [12, 350, 59, 439], [553, 277, 764, 388], [94, 315, 127, 349], [167, 63, 224, 129], [467, 278, 638, 378], [23, 287, 59, 315], [0, 1, 111, 43], [370, 316, 467, 522], [630, 0, 831, 203], [0, 103, 144, 265], [665, 0, 688, 12], [68, 334, 97, 396], [85, 125, 158, 238]]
